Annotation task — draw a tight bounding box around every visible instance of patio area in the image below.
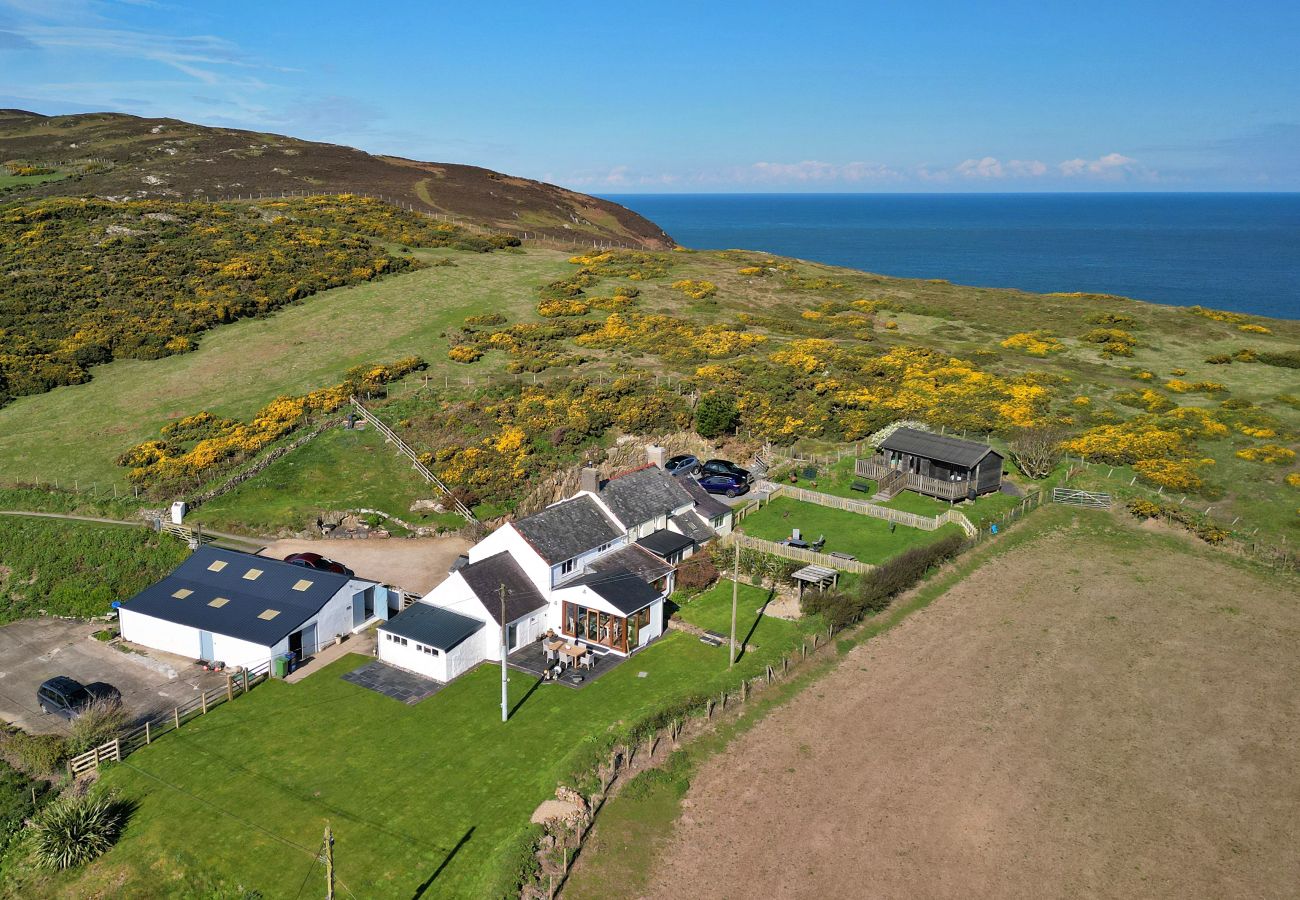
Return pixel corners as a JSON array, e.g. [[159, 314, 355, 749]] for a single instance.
[[507, 638, 627, 689], [341, 660, 447, 704]]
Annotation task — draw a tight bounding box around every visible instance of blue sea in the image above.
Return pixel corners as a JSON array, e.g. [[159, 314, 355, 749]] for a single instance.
[[604, 193, 1300, 320]]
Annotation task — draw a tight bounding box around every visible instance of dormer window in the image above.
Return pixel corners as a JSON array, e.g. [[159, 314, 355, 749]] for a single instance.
[[559, 558, 577, 576]]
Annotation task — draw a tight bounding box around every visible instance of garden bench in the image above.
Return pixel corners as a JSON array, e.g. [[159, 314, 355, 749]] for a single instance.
[[850, 479, 872, 493], [828, 551, 857, 562]]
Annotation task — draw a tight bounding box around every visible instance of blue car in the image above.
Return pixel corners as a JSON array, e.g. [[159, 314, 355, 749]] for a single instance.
[[697, 473, 749, 498]]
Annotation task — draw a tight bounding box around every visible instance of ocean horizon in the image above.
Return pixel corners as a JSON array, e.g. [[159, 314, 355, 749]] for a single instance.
[[604, 192, 1300, 320]]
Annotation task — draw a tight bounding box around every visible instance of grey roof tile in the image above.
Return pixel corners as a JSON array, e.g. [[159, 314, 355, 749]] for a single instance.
[[381, 603, 484, 650], [512, 495, 623, 565], [879, 427, 1000, 469], [597, 466, 694, 529], [458, 551, 548, 624]]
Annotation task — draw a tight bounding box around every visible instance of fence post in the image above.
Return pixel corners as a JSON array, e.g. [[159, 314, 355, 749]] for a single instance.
[[201, 690, 208, 714], [145, 721, 151, 744], [226, 674, 234, 701], [174, 707, 180, 730]]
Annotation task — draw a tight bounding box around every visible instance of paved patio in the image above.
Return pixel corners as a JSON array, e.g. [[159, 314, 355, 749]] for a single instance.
[[507, 639, 626, 689], [341, 660, 445, 704]]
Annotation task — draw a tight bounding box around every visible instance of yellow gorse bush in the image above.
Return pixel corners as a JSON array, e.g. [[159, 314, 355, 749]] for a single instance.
[[1236, 445, 1296, 464], [1001, 331, 1065, 356], [670, 279, 718, 301]]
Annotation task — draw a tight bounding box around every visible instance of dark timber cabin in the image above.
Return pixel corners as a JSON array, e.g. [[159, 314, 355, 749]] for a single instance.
[[859, 427, 1004, 502]]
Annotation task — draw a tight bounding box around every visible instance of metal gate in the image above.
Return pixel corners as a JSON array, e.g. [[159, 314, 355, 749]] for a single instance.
[[1052, 487, 1112, 509]]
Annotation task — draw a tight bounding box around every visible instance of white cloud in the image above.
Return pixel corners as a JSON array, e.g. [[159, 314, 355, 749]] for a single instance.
[[748, 160, 901, 183], [1058, 152, 1145, 179], [955, 156, 1050, 179]]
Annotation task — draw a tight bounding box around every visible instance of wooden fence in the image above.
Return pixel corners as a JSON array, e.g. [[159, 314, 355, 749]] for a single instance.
[[67, 659, 272, 776], [758, 482, 977, 537], [156, 520, 217, 546], [731, 533, 876, 575], [349, 397, 475, 522], [1052, 487, 1113, 509]]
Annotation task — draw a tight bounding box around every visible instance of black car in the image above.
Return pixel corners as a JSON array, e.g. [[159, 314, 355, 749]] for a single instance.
[[283, 552, 355, 578], [36, 676, 120, 720], [664, 454, 700, 476], [697, 473, 749, 498], [701, 459, 752, 482]]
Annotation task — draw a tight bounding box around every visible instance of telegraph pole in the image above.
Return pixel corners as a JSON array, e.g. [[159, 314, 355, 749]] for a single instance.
[[323, 822, 335, 900], [500, 583, 509, 723], [730, 540, 739, 668]]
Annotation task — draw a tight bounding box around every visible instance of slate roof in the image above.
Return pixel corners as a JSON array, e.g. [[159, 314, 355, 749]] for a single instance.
[[637, 528, 696, 559], [586, 544, 673, 583], [566, 567, 662, 615], [669, 511, 715, 544], [596, 465, 694, 529], [457, 551, 548, 625], [381, 603, 483, 651], [512, 495, 623, 565], [879, 427, 1001, 469], [676, 475, 732, 520], [119, 546, 363, 647]]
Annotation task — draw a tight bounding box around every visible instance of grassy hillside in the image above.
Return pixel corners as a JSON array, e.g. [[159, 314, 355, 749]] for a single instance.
[[1, 239, 1295, 547], [0, 109, 671, 248]]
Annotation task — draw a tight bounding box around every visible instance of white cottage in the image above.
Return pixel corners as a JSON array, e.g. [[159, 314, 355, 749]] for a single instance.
[[379, 452, 733, 682]]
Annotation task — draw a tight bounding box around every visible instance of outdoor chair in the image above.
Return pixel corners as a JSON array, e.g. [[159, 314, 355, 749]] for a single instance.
[[811, 535, 826, 552], [850, 479, 871, 493]]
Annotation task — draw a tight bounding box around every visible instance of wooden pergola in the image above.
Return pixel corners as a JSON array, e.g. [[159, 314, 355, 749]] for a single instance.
[[791, 564, 838, 598]]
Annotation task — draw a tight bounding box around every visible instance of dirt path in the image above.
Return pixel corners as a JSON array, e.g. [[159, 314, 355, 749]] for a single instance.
[[638, 519, 1300, 899], [0, 509, 263, 549], [259, 536, 469, 594]]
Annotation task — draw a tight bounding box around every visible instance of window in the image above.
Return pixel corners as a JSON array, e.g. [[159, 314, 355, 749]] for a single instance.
[[559, 558, 576, 576], [419, 644, 439, 656]]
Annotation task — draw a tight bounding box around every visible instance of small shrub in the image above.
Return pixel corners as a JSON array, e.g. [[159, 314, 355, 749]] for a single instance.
[[448, 345, 482, 363], [694, 392, 739, 439], [6, 732, 69, 778], [29, 789, 127, 870], [1126, 498, 1162, 518], [674, 554, 719, 594], [69, 700, 130, 755], [464, 313, 506, 326]]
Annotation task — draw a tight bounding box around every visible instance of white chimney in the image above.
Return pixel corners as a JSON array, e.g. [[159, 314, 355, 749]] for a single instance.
[[646, 445, 667, 469], [580, 465, 600, 495], [170, 501, 188, 525]]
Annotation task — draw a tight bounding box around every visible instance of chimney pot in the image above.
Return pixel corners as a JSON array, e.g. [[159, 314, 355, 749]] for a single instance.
[[580, 465, 600, 495], [646, 445, 668, 469]]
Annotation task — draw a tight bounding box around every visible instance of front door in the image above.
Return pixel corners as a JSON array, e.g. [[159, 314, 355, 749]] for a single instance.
[[298, 623, 317, 658], [352, 590, 366, 628], [199, 630, 214, 661], [507, 622, 518, 650]]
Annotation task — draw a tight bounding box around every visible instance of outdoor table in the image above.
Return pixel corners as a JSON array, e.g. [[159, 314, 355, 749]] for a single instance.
[[783, 539, 810, 549], [562, 645, 588, 665]]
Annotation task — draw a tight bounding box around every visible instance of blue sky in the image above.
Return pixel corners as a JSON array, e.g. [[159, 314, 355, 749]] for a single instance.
[[1, 0, 1297, 192]]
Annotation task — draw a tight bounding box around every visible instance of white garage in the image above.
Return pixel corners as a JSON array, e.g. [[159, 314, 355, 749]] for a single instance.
[[377, 603, 486, 682], [117, 546, 388, 670]]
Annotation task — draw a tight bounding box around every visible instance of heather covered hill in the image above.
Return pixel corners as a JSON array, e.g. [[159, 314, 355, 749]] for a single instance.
[[0, 109, 672, 249]]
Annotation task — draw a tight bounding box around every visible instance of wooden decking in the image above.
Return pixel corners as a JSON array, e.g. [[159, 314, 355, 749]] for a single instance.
[[856, 455, 971, 502]]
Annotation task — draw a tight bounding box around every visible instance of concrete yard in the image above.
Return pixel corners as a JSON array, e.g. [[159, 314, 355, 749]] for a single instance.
[[0, 618, 229, 734]]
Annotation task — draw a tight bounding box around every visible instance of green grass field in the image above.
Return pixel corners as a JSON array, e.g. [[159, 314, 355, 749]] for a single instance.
[[0, 171, 69, 191], [11, 624, 811, 898], [670, 579, 817, 660], [739, 496, 965, 564], [190, 424, 454, 536], [0, 247, 572, 490], [0, 518, 188, 623]]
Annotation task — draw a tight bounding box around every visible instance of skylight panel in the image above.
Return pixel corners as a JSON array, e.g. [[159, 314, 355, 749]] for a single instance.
[[292, 579, 313, 591], [257, 609, 280, 620], [207, 560, 228, 572], [243, 568, 263, 581], [171, 588, 193, 599], [208, 597, 230, 608]]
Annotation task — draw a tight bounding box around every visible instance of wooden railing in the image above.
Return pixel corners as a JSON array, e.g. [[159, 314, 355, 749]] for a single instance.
[[67, 659, 272, 776], [732, 534, 876, 575], [875, 468, 906, 500], [350, 397, 476, 522], [856, 456, 972, 502]]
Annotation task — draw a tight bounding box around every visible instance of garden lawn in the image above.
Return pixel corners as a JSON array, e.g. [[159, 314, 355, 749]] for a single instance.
[[671, 580, 818, 661], [27, 629, 803, 899], [191, 424, 458, 536], [739, 496, 963, 564]]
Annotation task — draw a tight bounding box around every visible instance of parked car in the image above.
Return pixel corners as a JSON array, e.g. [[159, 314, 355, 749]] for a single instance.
[[283, 552, 354, 578], [664, 454, 700, 476], [701, 459, 752, 483], [697, 473, 750, 498], [36, 676, 120, 720]]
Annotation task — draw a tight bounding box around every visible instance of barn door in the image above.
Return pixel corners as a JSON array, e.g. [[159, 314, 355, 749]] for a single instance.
[[199, 630, 214, 661]]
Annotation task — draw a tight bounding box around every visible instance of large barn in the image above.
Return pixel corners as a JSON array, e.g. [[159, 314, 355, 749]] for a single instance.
[[117, 546, 390, 669]]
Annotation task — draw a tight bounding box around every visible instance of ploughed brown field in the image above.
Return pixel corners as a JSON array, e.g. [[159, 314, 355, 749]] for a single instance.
[[641, 514, 1300, 899]]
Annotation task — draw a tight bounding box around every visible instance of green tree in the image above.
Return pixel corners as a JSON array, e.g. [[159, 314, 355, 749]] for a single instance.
[[694, 392, 739, 439]]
